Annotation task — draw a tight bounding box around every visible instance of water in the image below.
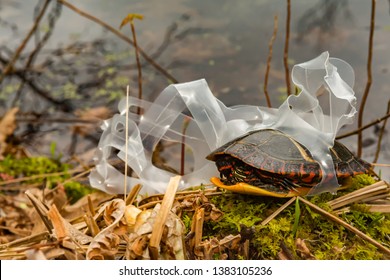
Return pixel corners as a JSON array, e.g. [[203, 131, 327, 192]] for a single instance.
[[0, 0, 389, 179]]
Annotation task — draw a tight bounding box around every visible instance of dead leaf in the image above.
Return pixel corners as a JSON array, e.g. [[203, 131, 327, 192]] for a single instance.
[[25, 249, 47, 260], [205, 203, 223, 222], [125, 203, 185, 260], [86, 199, 128, 260], [62, 191, 112, 220], [127, 235, 150, 259], [124, 205, 142, 231], [87, 232, 120, 260], [104, 199, 126, 226], [194, 234, 241, 260], [47, 204, 69, 240], [75, 106, 111, 121], [0, 107, 19, 157], [72, 106, 112, 136], [296, 238, 316, 260], [46, 204, 93, 245]]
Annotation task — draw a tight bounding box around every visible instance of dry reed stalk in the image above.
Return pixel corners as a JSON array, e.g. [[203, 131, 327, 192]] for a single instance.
[[192, 208, 205, 249], [327, 181, 389, 210], [0, 231, 50, 250], [148, 175, 181, 259], [125, 184, 142, 206], [261, 197, 296, 226], [299, 196, 390, 256]]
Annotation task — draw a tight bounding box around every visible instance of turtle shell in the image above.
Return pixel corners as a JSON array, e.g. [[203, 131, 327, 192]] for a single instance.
[[206, 129, 372, 196]]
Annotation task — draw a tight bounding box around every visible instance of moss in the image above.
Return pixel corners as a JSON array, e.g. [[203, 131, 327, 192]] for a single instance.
[[0, 155, 69, 180], [351, 174, 376, 189], [63, 181, 94, 204], [204, 176, 389, 260], [0, 155, 92, 203]]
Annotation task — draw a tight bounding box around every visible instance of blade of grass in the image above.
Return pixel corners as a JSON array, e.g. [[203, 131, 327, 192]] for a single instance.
[[292, 197, 300, 237]]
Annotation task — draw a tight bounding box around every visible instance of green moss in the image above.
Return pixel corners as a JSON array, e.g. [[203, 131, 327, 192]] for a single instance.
[[203, 177, 389, 260], [0, 155, 69, 180], [0, 155, 92, 203], [63, 181, 94, 204], [351, 174, 376, 189]]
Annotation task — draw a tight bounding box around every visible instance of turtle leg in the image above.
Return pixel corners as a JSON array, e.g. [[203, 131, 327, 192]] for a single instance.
[[279, 178, 301, 193], [215, 156, 236, 184], [253, 169, 304, 193]]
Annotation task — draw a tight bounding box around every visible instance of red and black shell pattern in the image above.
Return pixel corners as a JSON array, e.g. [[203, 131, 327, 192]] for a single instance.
[[206, 129, 372, 196]]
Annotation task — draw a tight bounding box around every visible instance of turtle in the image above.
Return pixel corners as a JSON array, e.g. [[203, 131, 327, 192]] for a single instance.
[[206, 129, 372, 197]]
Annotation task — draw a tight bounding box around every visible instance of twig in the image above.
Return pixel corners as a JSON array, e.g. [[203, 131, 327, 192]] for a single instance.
[[0, 231, 50, 250], [125, 184, 142, 206], [11, 2, 62, 107], [299, 196, 390, 256], [373, 100, 390, 163], [283, 0, 292, 96], [0, 0, 51, 83], [57, 0, 178, 84], [180, 116, 191, 175], [62, 168, 92, 185], [263, 15, 278, 108], [130, 21, 143, 116], [16, 117, 98, 124], [357, 0, 376, 157], [261, 197, 295, 226], [120, 14, 144, 116], [336, 111, 390, 139], [0, 54, 71, 111], [0, 168, 84, 186]]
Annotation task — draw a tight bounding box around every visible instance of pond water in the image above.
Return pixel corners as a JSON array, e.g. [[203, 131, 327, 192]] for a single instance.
[[0, 0, 389, 179]]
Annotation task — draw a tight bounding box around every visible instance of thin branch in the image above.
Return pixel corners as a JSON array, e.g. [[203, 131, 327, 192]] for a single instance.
[[373, 100, 390, 163], [336, 112, 390, 139], [357, 0, 376, 157], [283, 0, 292, 96], [129, 21, 143, 115], [263, 15, 278, 108], [12, 3, 63, 107], [0, 54, 71, 111], [0, 168, 84, 186], [0, 0, 51, 83], [16, 117, 98, 124], [180, 116, 191, 176], [57, 0, 178, 84]]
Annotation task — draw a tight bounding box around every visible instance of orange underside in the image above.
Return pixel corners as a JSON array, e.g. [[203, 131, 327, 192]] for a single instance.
[[210, 177, 312, 198]]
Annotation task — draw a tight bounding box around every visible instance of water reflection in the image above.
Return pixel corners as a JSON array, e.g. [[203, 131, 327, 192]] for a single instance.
[[296, 0, 352, 43]]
